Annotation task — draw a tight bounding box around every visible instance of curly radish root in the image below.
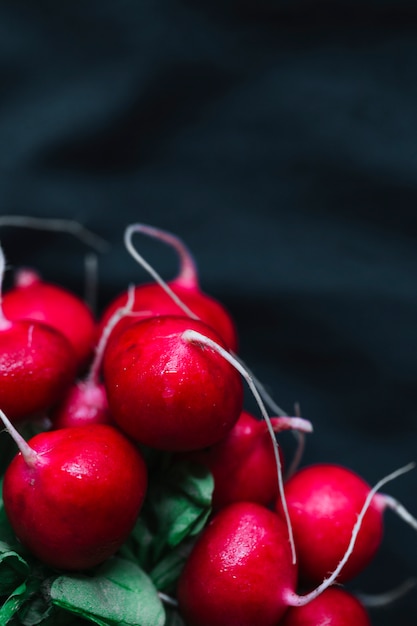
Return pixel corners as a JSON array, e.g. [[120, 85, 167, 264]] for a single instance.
[[181, 328, 300, 564], [98, 223, 239, 350]]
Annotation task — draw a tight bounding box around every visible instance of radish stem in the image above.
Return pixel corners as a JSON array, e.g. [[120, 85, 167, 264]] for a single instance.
[[124, 224, 198, 320], [182, 328, 297, 565]]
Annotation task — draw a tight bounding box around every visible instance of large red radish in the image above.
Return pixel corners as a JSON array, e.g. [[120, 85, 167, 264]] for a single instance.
[[102, 315, 243, 451], [276, 462, 417, 585], [98, 223, 238, 351], [0, 409, 147, 571]]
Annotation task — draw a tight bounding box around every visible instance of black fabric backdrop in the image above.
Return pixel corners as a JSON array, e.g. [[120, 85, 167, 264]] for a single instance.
[[1, 2, 417, 624]]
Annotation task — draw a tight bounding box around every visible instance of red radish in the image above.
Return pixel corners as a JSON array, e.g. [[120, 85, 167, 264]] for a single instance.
[[279, 587, 372, 626], [186, 410, 312, 511], [49, 380, 111, 430], [49, 287, 137, 429], [2, 267, 97, 369], [177, 463, 414, 626], [0, 408, 147, 571], [102, 315, 243, 451], [0, 247, 77, 422], [276, 462, 417, 585], [98, 223, 238, 351], [177, 501, 297, 626]]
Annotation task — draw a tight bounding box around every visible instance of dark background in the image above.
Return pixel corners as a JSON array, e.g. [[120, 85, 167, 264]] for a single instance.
[[1, 2, 417, 624]]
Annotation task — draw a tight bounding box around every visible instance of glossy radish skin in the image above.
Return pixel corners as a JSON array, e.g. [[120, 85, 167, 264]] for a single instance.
[[279, 587, 372, 626], [98, 281, 238, 353], [3, 269, 97, 368], [177, 501, 298, 626], [50, 380, 111, 429], [0, 319, 77, 422], [2, 424, 147, 571], [187, 411, 286, 511], [103, 315, 244, 451], [276, 464, 384, 585]]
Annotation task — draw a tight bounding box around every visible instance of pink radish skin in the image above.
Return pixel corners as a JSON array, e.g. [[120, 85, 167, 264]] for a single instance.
[[98, 224, 238, 352], [279, 587, 372, 626], [186, 410, 312, 511], [2, 268, 97, 368], [1, 412, 147, 571], [102, 315, 243, 451], [275, 463, 395, 585]]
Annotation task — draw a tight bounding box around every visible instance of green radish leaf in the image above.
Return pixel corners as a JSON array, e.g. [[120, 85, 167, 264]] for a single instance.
[[145, 460, 213, 560], [166, 460, 214, 509], [17, 592, 89, 626], [0, 580, 32, 624], [149, 538, 195, 593], [0, 541, 30, 596], [118, 516, 155, 571], [50, 557, 165, 626]]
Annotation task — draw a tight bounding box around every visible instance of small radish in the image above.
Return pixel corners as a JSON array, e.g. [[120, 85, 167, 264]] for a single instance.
[[0, 408, 147, 571], [176, 464, 414, 626], [49, 286, 138, 429], [0, 247, 77, 422], [275, 462, 417, 585], [98, 223, 238, 351], [279, 587, 371, 626], [2, 267, 97, 369], [102, 315, 244, 451], [186, 410, 313, 511], [49, 380, 111, 430]]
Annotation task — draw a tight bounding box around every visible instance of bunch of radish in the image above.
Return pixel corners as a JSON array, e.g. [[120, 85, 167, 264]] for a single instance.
[[0, 218, 415, 626]]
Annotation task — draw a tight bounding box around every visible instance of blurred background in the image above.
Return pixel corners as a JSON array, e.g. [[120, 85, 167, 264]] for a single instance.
[[1, 1, 417, 623]]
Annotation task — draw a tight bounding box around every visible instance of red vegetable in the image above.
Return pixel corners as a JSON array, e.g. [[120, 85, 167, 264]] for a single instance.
[[103, 315, 243, 451], [280, 587, 371, 626], [275, 463, 414, 584], [187, 410, 312, 511], [3, 268, 96, 369], [1, 412, 147, 571]]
